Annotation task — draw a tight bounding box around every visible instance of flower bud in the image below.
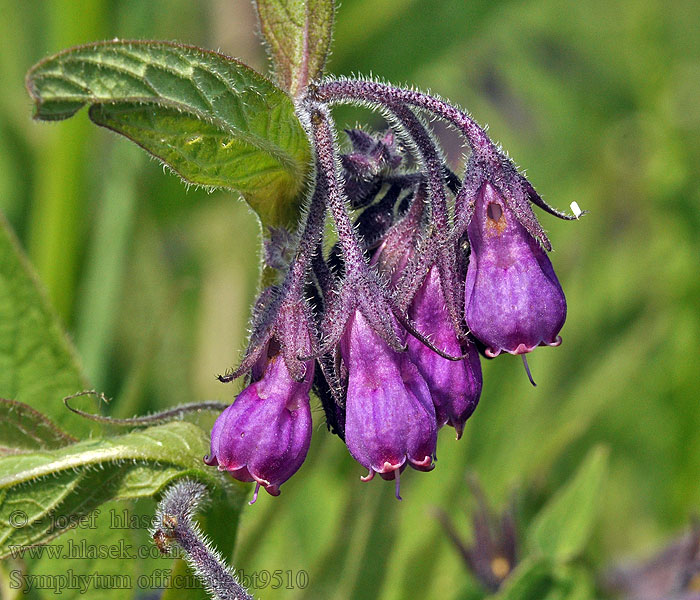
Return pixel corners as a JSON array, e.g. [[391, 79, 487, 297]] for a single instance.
[[340, 309, 437, 495], [205, 355, 313, 501], [341, 129, 403, 208], [408, 265, 482, 438], [464, 182, 566, 357]]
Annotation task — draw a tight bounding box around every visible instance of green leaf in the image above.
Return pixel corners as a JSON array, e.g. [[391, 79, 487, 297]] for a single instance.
[[495, 561, 594, 600], [0, 421, 226, 558], [494, 558, 555, 600], [0, 398, 76, 454], [0, 215, 97, 439], [527, 446, 609, 562], [255, 0, 335, 97], [26, 40, 312, 230], [551, 565, 596, 600]]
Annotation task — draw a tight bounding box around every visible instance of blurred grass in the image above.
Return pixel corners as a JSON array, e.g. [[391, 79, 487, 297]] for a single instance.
[[1, 0, 699, 598]]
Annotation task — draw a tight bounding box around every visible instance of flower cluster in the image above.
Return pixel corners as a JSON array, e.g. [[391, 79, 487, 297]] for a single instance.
[[204, 78, 575, 501]]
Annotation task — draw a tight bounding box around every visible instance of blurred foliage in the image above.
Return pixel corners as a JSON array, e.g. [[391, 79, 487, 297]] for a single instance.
[[1, 0, 699, 598]]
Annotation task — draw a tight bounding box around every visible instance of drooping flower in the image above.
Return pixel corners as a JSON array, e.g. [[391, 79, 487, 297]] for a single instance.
[[408, 265, 482, 437], [464, 182, 567, 357], [339, 309, 437, 498], [205, 354, 313, 502]]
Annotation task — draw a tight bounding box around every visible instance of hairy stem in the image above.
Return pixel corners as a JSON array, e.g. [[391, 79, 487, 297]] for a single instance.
[[63, 392, 228, 426], [313, 79, 497, 160], [307, 105, 368, 276], [304, 104, 405, 352], [285, 170, 328, 297], [153, 480, 253, 600]]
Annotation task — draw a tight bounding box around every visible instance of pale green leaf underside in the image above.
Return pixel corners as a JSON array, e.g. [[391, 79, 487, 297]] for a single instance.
[[0, 421, 223, 557], [256, 0, 335, 96], [527, 446, 609, 562], [26, 41, 312, 229]]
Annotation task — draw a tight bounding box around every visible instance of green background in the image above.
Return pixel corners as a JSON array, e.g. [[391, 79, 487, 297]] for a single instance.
[[1, 0, 699, 598]]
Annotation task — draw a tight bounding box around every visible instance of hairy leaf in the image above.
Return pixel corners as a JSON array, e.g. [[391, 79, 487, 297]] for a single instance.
[[0, 398, 76, 454], [26, 41, 312, 230], [0, 216, 97, 439], [0, 421, 225, 558], [527, 446, 609, 562], [255, 0, 335, 97]]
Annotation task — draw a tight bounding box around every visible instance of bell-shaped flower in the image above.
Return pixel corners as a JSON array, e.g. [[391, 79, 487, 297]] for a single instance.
[[464, 182, 566, 357], [339, 309, 437, 498], [408, 265, 482, 438], [205, 354, 313, 502]]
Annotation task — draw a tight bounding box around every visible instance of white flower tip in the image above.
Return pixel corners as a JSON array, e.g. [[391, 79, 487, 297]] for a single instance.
[[570, 201, 583, 219]]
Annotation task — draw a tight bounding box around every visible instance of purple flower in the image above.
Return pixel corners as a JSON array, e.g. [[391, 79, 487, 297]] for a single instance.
[[339, 309, 437, 498], [408, 265, 482, 438], [205, 355, 313, 502], [464, 182, 567, 357]]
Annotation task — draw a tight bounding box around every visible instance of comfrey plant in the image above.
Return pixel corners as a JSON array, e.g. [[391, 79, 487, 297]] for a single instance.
[[21, 4, 572, 506], [205, 49, 574, 500], [20, 2, 574, 499], [9, 1, 583, 597]]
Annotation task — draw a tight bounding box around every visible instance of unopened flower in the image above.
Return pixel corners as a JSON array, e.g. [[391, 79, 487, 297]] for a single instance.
[[205, 354, 313, 502], [341, 128, 403, 208], [464, 182, 567, 357]]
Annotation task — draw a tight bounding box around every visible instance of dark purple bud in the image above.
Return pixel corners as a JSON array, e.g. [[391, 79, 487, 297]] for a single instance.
[[344, 128, 402, 172], [345, 128, 376, 154], [353, 183, 401, 251], [313, 354, 346, 440], [341, 155, 381, 208], [340, 309, 437, 497], [464, 182, 566, 357], [408, 265, 482, 438], [205, 355, 313, 502], [341, 129, 404, 207]]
